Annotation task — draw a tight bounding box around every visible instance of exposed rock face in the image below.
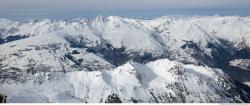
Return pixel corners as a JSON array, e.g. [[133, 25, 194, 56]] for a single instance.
[[105, 94, 122, 103], [0, 94, 7, 103]]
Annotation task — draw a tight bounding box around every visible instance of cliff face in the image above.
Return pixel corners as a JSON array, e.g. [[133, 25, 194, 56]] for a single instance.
[[0, 94, 7, 103]]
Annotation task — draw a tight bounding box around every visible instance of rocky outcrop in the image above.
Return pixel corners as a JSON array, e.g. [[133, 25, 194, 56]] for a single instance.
[[0, 93, 7, 103]]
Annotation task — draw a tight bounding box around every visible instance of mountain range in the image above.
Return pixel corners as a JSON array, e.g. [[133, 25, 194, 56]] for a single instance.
[[0, 16, 250, 103]]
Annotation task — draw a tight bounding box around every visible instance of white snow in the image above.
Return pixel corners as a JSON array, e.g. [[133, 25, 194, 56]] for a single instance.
[[243, 82, 250, 87], [229, 59, 250, 70]]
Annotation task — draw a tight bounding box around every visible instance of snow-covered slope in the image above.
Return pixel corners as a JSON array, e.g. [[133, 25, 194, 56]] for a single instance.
[[0, 59, 246, 103], [230, 59, 250, 71], [0, 16, 250, 103], [2, 16, 249, 66]]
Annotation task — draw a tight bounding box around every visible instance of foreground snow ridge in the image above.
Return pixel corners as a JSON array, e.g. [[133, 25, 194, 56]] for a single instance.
[[0, 59, 242, 103]]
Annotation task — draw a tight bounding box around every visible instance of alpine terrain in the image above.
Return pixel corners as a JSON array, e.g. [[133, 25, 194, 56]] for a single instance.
[[0, 16, 250, 103]]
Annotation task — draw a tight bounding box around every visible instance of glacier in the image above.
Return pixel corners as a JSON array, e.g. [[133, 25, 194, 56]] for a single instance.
[[0, 16, 250, 103]]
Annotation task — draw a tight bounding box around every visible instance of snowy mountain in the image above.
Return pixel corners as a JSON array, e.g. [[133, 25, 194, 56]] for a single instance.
[[0, 16, 250, 103], [0, 59, 248, 103]]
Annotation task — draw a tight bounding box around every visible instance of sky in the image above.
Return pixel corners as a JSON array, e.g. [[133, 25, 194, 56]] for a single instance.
[[0, 0, 250, 19]]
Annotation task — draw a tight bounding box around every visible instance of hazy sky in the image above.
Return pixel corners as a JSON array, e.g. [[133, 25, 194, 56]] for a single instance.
[[0, 0, 250, 19], [1, 0, 250, 12]]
